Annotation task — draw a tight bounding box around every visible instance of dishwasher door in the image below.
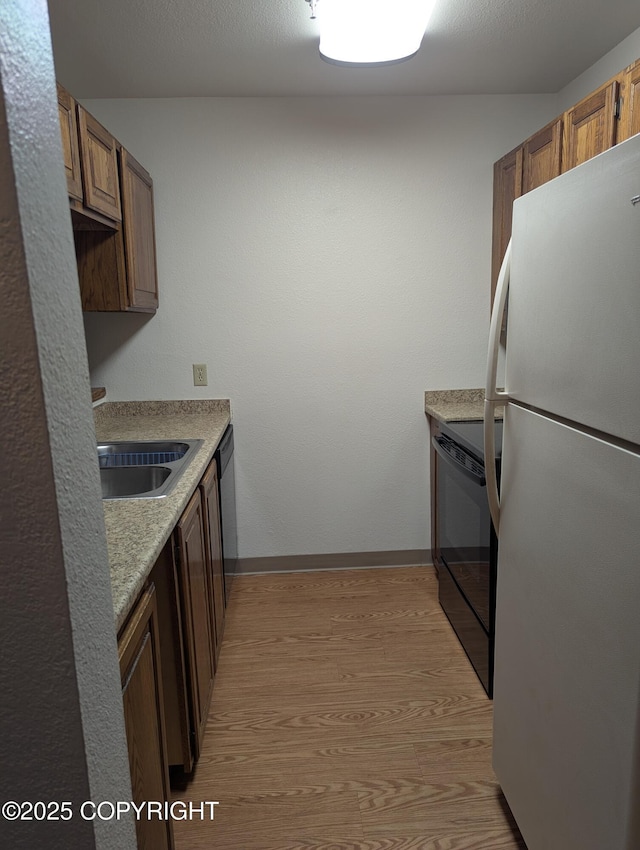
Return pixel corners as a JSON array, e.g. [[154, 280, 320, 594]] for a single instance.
[[215, 424, 237, 603]]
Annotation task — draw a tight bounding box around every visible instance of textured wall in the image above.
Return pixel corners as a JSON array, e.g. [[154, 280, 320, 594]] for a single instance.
[[0, 3, 135, 849], [82, 94, 557, 560], [557, 24, 640, 111]]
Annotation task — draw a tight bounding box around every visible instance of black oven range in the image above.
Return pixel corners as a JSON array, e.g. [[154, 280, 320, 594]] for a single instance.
[[432, 418, 502, 697]]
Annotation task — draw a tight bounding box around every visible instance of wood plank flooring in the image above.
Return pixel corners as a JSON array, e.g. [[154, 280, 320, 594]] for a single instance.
[[172, 566, 526, 850]]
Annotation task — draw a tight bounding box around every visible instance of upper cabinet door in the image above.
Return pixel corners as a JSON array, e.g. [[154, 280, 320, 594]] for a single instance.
[[120, 148, 159, 311], [562, 79, 620, 172], [77, 105, 122, 222], [491, 145, 522, 307], [620, 59, 640, 142], [522, 119, 563, 193], [56, 84, 83, 202]]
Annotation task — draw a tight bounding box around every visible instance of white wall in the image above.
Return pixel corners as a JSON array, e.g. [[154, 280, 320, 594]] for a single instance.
[[1, 2, 135, 848], [83, 94, 556, 560], [558, 24, 640, 111]]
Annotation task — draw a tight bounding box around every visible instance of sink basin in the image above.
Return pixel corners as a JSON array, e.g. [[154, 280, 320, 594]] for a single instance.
[[97, 438, 204, 499], [97, 440, 198, 467], [101, 466, 172, 499]]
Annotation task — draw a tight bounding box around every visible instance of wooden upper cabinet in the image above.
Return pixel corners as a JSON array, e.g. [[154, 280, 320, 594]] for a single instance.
[[522, 119, 563, 193], [491, 56, 640, 312], [77, 105, 122, 222], [562, 78, 620, 172], [120, 148, 159, 311], [491, 145, 522, 306], [491, 120, 563, 308], [75, 145, 159, 313], [56, 84, 83, 202], [620, 59, 640, 142], [58, 84, 159, 313]]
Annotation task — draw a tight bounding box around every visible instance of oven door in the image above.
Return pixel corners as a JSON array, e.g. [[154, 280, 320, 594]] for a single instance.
[[432, 430, 496, 695]]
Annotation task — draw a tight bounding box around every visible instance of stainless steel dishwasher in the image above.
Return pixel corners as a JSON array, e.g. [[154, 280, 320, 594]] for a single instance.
[[215, 424, 237, 602]]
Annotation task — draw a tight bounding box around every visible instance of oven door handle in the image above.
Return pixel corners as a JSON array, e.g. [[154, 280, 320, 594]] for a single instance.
[[432, 436, 486, 487]]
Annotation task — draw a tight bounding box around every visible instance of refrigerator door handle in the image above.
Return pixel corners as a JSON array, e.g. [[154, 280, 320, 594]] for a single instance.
[[484, 239, 512, 534], [485, 238, 511, 404], [484, 398, 501, 534]]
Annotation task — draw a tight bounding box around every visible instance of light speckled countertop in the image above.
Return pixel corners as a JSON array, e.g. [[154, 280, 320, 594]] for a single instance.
[[424, 389, 504, 423], [94, 399, 231, 632]]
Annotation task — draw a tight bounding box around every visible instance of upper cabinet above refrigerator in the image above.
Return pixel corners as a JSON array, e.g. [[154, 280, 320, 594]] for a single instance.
[[490, 55, 640, 314]]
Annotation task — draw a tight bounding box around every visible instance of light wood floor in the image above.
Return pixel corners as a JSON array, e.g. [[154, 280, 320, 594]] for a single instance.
[[172, 566, 526, 850]]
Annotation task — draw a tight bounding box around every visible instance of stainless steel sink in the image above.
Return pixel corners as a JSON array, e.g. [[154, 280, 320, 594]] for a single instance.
[[97, 439, 204, 499], [100, 466, 172, 499], [97, 440, 198, 467]]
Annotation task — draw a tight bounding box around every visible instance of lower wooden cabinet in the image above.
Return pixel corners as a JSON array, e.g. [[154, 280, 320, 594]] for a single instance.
[[175, 490, 215, 762], [118, 584, 174, 850], [152, 462, 226, 774], [152, 544, 194, 774], [123, 455, 228, 787]]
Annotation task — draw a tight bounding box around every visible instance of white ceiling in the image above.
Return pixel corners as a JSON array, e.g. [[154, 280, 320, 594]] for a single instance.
[[48, 0, 640, 98]]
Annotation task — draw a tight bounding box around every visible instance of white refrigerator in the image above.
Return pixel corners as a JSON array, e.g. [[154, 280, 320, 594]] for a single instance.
[[484, 133, 640, 850]]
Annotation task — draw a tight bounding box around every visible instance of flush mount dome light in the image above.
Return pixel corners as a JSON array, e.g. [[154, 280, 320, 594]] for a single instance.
[[309, 0, 437, 67]]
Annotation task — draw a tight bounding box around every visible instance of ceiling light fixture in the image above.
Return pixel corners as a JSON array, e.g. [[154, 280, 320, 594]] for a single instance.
[[306, 0, 437, 67]]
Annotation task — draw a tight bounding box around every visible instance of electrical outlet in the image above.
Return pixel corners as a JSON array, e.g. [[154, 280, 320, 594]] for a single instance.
[[193, 363, 208, 386]]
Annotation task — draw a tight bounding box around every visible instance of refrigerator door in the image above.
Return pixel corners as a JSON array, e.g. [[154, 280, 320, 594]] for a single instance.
[[506, 133, 640, 445], [493, 404, 640, 850]]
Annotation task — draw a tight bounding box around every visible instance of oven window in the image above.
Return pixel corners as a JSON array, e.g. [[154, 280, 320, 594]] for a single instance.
[[437, 442, 491, 630]]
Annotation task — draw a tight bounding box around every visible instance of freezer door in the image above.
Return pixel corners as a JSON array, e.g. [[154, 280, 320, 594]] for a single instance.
[[506, 133, 640, 445], [493, 404, 640, 850]]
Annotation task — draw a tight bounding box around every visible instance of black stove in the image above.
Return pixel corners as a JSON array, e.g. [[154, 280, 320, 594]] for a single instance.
[[442, 419, 503, 462], [432, 418, 502, 696]]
